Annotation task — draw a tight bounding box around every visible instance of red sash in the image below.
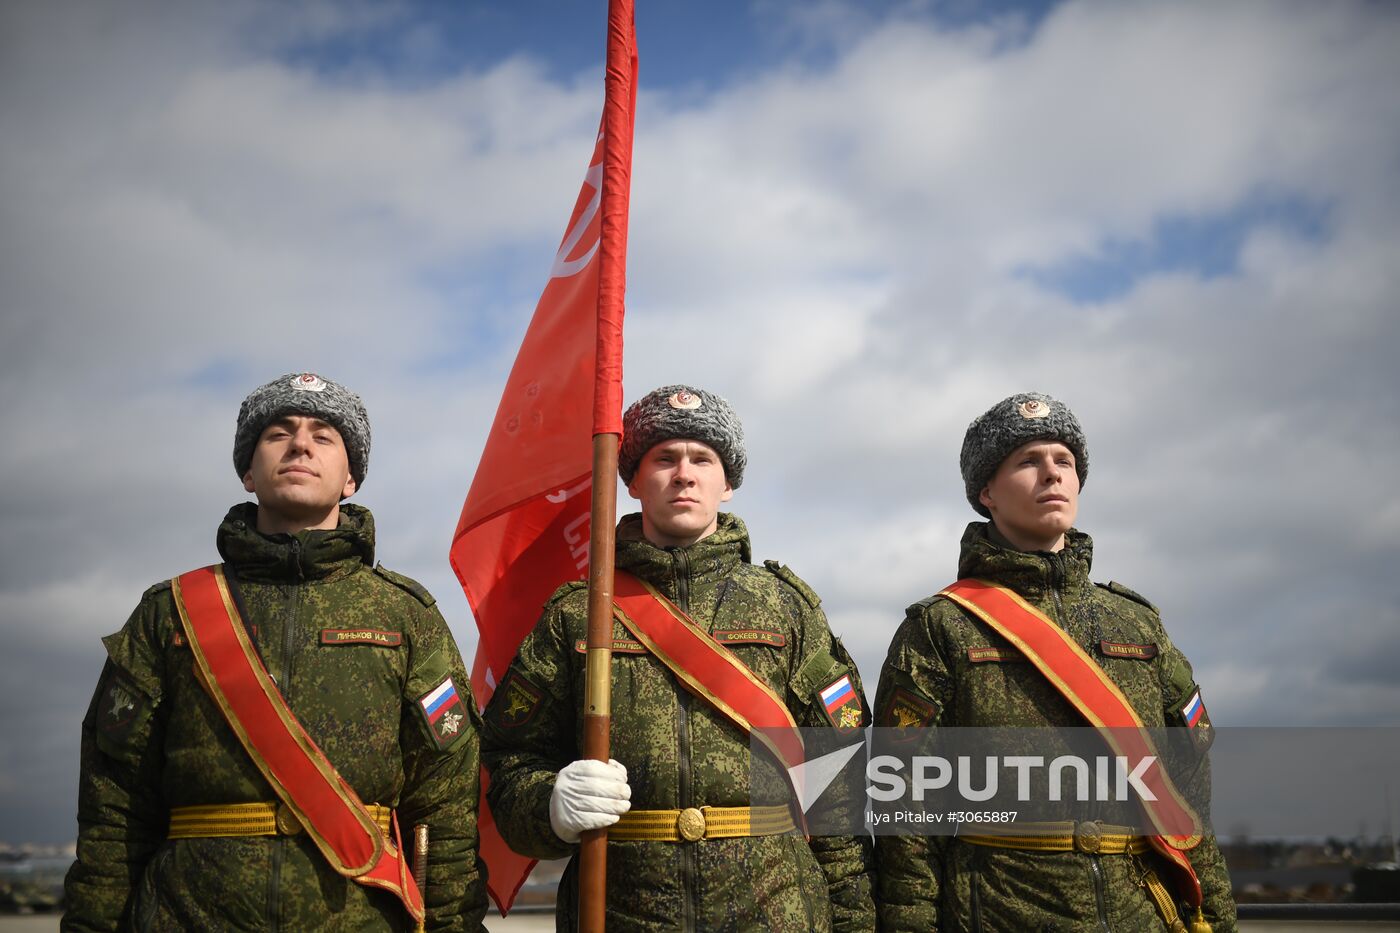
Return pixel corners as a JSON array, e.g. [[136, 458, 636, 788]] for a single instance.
[[171, 565, 424, 923], [612, 571, 805, 776], [941, 578, 1205, 908]]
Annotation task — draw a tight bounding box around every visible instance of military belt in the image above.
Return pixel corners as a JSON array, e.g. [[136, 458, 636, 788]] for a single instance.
[[609, 805, 796, 842], [167, 802, 393, 839], [960, 820, 1148, 855]]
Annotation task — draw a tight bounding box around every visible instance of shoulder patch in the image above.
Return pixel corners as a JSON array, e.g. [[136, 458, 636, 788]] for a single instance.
[[1173, 687, 1215, 752], [817, 673, 864, 730], [416, 675, 469, 750], [881, 687, 939, 730], [1097, 580, 1158, 614], [373, 564, 436, 607], [92, 663, 157, 762], [762, 560, 822, 609], [96, 666, 147, 742], [488, 670, 545, 730]]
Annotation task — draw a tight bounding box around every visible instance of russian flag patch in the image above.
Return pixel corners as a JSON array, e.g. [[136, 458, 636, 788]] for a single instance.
[[419, 676, 467, 750], [1181, 689, 1205, 727], [818, 674, 863, 729]]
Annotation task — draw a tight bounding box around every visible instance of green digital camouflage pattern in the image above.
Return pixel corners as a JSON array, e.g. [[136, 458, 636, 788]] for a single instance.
[[481, 513, 876, 932], [874, 523, 1237, 932], [63, 503, 488, 932]]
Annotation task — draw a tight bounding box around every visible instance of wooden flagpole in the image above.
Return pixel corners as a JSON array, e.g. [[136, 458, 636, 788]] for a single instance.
[[579, 1, 634, 927], [578, 435, 618, 933]]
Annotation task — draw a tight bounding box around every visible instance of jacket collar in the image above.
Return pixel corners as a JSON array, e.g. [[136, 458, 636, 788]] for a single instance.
[[956, 521, 1093, 601], [614, 511, 751, 599], [216, 502, 375, 584]]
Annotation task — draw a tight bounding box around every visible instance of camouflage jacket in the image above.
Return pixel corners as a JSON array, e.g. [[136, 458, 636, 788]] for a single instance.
[[874, 523, 1237, 932], [481, 513, 876, 932], [63, 503, 488, 932]]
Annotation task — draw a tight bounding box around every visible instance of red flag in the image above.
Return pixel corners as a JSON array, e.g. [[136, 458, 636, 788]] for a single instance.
[[450, 1, 637, 915]]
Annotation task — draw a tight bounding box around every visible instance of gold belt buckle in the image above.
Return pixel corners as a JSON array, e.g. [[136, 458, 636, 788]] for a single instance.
[[676, 807, 706, 842], [275, 802, 303, 836], [1074, 820, 1102, 854]]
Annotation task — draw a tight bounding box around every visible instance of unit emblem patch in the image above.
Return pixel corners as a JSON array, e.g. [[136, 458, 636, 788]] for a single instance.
[[883, 687, 938, 731], [96, 667, 148, 747], [108, 685, 135, 721], [494, 671, 544, 729]]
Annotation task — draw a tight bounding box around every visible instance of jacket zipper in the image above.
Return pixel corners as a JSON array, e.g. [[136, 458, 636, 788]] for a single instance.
[[673, 547, 697, 933], [1049, 552, 1066, 625], [675, 547, 691, 612], [1043, 553, 1114, 929], [1049, 555, 1110, 930], [280, 539, 302, 695], [268, 539, 304, 931]]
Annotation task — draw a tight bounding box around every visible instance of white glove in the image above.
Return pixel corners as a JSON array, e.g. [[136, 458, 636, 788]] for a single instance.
[[550, 758, 632, 844]]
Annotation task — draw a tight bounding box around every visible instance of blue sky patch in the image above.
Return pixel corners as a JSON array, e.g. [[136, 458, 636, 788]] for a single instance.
[[1017, 193, 1331, 304], [261, 1, 1066, 92], [265, 1, 770, 92]]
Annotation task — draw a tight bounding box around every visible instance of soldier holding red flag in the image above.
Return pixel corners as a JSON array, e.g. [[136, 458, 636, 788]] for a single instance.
[[63, 373, 488, 931], [874, 392, 1236, 931], [481, 384, 877, 931]]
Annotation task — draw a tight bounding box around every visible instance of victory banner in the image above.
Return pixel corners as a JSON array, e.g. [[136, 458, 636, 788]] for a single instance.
[[450, 1, 636, 914]]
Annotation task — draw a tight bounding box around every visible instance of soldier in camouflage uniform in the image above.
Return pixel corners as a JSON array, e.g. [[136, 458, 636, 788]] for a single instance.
[[875, 392, 1236, 932], [481, 385, 876, 932], [63, 373, 487, 931]]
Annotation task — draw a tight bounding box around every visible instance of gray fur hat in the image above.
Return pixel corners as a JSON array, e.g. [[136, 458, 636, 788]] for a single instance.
[[960, 391, 1088, 517], [619, 385, 747, 488], [233, 373, 371, 488]]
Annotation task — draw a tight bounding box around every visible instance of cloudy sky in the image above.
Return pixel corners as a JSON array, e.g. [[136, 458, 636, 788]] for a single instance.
[[3, 0, 1398, 846]]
